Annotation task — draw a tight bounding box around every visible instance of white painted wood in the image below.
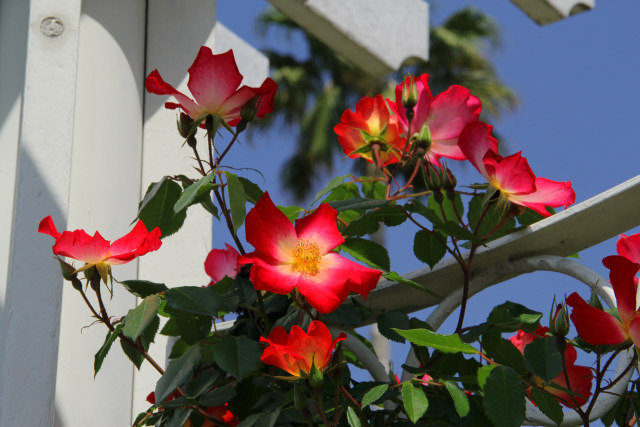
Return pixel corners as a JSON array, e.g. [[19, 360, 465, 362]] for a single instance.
[[0, 0, 82, 425], [510, 0, 594, 25], [268, 0, 429, 77], [52, 1, 147, 426], [356, 174, 640, 320]]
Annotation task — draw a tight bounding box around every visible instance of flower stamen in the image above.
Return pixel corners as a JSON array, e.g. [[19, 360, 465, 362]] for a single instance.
[[292, 240, 321, 275]]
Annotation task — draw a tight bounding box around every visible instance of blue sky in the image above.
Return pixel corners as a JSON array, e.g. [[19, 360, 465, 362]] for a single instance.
[[214, 0, 640, 408]]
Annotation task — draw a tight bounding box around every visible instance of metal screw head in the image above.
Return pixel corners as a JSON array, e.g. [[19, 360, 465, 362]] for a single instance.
[[40, 17, 64, 37]]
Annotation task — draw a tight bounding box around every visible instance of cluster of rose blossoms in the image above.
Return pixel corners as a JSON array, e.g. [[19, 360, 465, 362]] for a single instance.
[[39, 46, 638, 422]]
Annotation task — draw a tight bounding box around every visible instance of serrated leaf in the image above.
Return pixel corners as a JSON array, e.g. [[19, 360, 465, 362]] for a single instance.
[[164, 286, 222, 317], [224, 171, 246, 232], [529, 388, 563, 426], [174, 170, 216, 215], [120, 315, 159, 369], [155, 345, 202, 403], [482, 329, 526, 376], [323, 303, 365, 325], [402, 381, 429, 423], [213, 335, 261, 380], [393, 329, 478, 354], [483, 366, 525, 427], [523, 336, 562, 382], [378, 312, 411, 343], [362, 384, 389, 407], [346, 406, 361, 427], [199, 385, 236, 407], [477, 365, 495, 390], [444, 381, 470, 417], [413, 230, 447, 269], [405, 200, 443, 225], [312, 174, 350, 205], [94, 323, 124, 376], [435, 221, 480, 243], [428, 192, 464, 223], [341, 237, 389, 271], [175, 315, 212, 345], [164, 408, 192, 427], [122, 295, 161, 340], [238, 176, 264, 204], [138, 179, 186, 238], [119, 279, 168, 298]]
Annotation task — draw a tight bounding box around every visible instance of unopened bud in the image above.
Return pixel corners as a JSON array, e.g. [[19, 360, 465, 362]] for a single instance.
[[549, 300, 570, 338], [442, 168, 457, 191], [425, 163, 441, 192], [415, 123, 431, 152], [402, 75, 418, 119], [589, 288, 604, 311], [177, 112, 195, 139], [308, 363, 324, 389], [241, 96, 261, 123], [186, 135, 197, 148]]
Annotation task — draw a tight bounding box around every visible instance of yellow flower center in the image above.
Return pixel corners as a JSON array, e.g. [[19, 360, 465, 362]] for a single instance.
[[292, 240, 321, 276]]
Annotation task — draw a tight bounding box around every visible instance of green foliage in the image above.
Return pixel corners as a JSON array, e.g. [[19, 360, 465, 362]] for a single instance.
[[224, 171, 247, 233], [213, 335, 262, 380], [122, 295, 161, 340], [413, 230, 447, 269], [155, 345, 202, 403], [523, 336, 562, 382], [341, 237, 390, 271], [164, 286, 223, 317], [174, 170, 216, 215], [529, 388, 563, 426], [394, 329, 478, 354], [94, 323, 124, 377], [138, 178, 186, 238], [402, 381, 429, 423], [361, 384, 389, 407], [487, 301, 542, 332], [444, 381, 471, 417], [119, 279, 168, 298], [377, 311, 411, 343], [483, 366, 525, 427]]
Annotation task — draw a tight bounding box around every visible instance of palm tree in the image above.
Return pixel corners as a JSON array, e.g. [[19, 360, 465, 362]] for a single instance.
[[255, 6, 517, 200]]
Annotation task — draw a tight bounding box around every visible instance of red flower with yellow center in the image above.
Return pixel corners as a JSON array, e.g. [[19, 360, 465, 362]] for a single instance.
[[239, 193, 382, 314], [260, 320, 346, 378], [39, 216, 161, 282]]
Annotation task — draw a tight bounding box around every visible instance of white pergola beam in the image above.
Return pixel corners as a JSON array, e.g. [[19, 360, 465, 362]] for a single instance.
[[267, 0, 429, 77], [510, 0, 594, 25], [357, 174, 640, 317]]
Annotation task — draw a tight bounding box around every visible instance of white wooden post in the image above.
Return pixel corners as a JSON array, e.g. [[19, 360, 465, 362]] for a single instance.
[[53, 1, 147, 425], [0, 0, 82, 425]]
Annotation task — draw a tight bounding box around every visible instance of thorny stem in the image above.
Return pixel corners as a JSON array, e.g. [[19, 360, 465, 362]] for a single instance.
[[191, 145, 207, 176], [392, 159, 422, 196], [213, 185, 246, 255], [559, 343, 590, 425], [454, 244, 478, 333]]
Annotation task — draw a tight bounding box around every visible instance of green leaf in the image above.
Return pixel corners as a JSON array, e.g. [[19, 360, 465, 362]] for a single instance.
[[238, 176, 264, 204], [323, 182, 361, 203], [393, 329, 478, 354], [343, 205, 406, 237], [164, 408, 192, 427], [523, 336, 562, 382], [175, 315, 212, 345], [362, 180, 387, 200], [487, 301, 542, 332], [323, 302, 365, 326], [361, 384, 389, 407], [199, 385, 236, 407], [435, 221, 480, 243], [329, 197, 389, 212], [529, 388, 564, 426], [312, 174, 350, 205], [378, 312, 411, 343], [477, 365, 495, 390], [482, 331, 526, 377], [278, 205, 304, 222], [94, 323, 124, 377], [405, 200, 443, 225], [382, 271, 444, 299], [428, 192, 464, 223], [444, 381, 470, 417], [224, 171, 246, 232], [413, 230, 447, 269], [120, 315, 159, 369], [402, 381, 429, 423], [346, 406, 361, 427], [213, 335, 261, 380], [468, 196, 516, 241], [164, 286, 222, 317], [341, 237, 390, 271], [174, 170, 216, 215], [483, 366, 525, 427], [119, 280, 168, 298], [155, 345, 202, 403], [122, 295, 161, 340], [138, 178, 186, 238]]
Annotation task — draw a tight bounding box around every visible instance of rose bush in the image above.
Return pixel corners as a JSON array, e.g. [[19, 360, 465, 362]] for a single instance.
[[40, 45, 640, 427]]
